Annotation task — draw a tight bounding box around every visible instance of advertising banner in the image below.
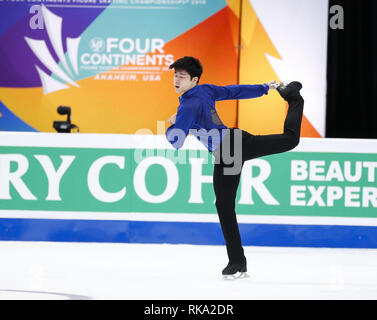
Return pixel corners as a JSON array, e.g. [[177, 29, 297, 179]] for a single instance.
[[0, 0, 240, 133], [1, 132, 377, 247], [0, 0, 328, 137]]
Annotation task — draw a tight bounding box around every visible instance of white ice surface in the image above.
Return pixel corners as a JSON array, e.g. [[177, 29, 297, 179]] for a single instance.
[[0, 241, 377, 300]]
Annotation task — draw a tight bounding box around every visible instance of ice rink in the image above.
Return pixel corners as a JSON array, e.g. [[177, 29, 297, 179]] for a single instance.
[[1, 241, 377, 300]]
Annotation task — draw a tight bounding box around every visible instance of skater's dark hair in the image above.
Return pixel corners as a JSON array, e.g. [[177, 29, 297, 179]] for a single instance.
[[169, 56, 203, 83]]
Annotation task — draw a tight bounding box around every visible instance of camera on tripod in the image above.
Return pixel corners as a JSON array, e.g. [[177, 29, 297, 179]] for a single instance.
[[53, 106, 79, 133]]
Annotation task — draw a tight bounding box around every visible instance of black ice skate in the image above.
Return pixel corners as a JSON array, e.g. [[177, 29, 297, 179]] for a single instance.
[[222, 258, 248, 280], [277, 81, 302, 101]]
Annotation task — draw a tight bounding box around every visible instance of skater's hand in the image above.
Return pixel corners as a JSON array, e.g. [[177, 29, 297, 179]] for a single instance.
[[167, 113, 177, 125], [267, 80, 280, 90]]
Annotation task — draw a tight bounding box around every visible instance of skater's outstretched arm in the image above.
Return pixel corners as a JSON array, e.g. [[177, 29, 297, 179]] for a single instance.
[[203, 81, 279, 101], [205, 84, 269, 101]]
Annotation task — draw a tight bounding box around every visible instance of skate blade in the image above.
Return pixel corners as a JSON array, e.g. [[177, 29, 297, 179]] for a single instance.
[[223, 272, 249, 281]]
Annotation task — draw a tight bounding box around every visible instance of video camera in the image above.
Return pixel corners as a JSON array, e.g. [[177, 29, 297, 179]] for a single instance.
[[53, 106, 79, 133]]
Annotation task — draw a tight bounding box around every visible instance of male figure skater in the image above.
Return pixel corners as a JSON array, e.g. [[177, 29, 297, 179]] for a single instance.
[[165, 56, 304, 279]]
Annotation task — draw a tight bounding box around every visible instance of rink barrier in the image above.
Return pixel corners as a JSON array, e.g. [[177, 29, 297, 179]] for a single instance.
[[1, 218, 377, 248], [0, 132, 377, 248]]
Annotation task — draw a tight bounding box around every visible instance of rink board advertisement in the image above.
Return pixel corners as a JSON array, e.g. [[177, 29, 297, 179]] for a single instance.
[[1, 132, 377, 248]]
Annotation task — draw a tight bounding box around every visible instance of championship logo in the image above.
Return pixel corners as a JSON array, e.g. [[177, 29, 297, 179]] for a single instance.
[[25, 5, 81, 94]]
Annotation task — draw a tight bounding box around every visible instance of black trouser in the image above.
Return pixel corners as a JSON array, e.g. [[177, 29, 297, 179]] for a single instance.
[[212, 95, 304, 263]]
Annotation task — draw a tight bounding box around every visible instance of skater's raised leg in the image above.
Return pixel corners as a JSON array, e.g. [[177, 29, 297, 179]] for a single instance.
[[241, 81, 304, 161]]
